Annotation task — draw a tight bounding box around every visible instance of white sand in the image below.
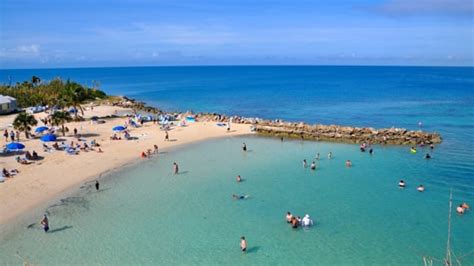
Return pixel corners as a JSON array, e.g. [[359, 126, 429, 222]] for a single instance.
[[0, 106, 252, 224]]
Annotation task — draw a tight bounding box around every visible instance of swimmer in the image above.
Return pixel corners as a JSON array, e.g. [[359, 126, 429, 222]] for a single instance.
[[461, 203, 470, 210], [417, 185, 424, 192], [316, 153, 320, 160], [345, 160, 352, 167], [328, 152, 332, 159], [286, 212, 293, 223], [173, 162, 179, 175], [430, 144, 434, 150], [457, 204, 465, 214], [303, 159, 307, 168], [153, 144, 159, 154], [95, 180, 100, 191], [236, 175, 242, 182], [242, 143, 247, 152], [310, 161, 316, 170], [399, 180, 406, 188], [302, 214, 314, 227], [240, 236, 247, 252], [369, 148, 373, 155], [425, 153, 431, 159], [40, 214, 49, 233], [233, 194, 249, 200], [290, 217, 299, 229]]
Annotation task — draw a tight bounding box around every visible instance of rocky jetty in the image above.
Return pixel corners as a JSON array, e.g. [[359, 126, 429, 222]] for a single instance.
[[194, 113, 442, 145], [254, 123, 441, 145]]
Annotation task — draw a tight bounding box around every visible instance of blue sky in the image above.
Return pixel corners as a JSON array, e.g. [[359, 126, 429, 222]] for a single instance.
[[0, 0, 472, 68]]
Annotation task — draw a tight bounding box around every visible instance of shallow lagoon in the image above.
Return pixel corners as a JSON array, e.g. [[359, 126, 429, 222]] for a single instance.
[[1, 136, 473, 265]]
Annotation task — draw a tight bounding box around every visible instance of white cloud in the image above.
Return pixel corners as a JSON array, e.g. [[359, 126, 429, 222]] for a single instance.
[[16, 44, 40, 54]]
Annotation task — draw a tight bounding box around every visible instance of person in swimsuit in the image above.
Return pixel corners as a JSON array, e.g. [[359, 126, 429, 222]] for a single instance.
[[233, 194, 249, 200], [310, 161, 316, 170], [236, 175, 242, 182], [345, 160, 352, 167], [165, 131, 169, 141], [291, 217, 299, 229], [40, 215, 49, 232], [303, 159, 307, 168], [242, 143, 247, 152], [173, 162, 179, 175], [286, 212, 293, 223], [425, 153, 431, 159], [399, 180, 406, 188], [240, 236, 247, 252], [369, 148, 373, 155], [417, 185, 424, 192], [95, 180, 100, 191], [328, 152, 332, 159], [316, 153, 320, 160], [457, 204, 465, 214]]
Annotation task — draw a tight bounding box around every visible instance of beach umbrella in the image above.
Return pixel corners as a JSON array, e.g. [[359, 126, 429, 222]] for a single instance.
[[41, 134, 57, 142], [35, 126, 49, 133], [113, 126, 126, 132], [6, 142, 25, 151]]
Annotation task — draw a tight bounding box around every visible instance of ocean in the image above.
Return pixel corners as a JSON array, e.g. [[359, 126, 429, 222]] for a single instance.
[[0, 66, 473, 264]]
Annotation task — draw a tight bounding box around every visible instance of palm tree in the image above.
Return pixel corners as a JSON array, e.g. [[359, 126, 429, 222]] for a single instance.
[[13, 112, 38, 139], [64, 81, 85, 120], [51, 111, 72, 136]]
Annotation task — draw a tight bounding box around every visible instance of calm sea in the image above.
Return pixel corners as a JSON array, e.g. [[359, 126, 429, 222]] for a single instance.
[[0, 66, 473, 264]]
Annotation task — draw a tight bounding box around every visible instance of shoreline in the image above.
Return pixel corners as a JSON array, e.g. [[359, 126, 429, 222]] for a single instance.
[[0, 105, 253, 226]]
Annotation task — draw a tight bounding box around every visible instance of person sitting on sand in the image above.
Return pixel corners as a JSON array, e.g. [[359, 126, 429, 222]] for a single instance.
[[232, 194, 249, 200], [2, 168, 11, 178], [25, 151, 33, 160], [97, 148, 103, 153], [457, 204, 465, 214], [16, 156, 29, 165], [240, 236, 247, 252], [310, 161, 316, 170], [236, 175, 242, 182], [345, 160, 352, 167], [32, 150, 39, 160], [417, 185, 425, 192], [52, 142, 60, 150], [399, 180, 406, 188]]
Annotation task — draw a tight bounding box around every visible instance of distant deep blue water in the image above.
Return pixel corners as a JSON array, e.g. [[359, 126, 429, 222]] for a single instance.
[[0, 66, 473, 264]]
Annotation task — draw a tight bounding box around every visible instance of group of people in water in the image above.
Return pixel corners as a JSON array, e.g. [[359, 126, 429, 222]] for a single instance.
[[286, 211, 314, 229], [456, 203, 470, 215], [399, 180, 425, 192]]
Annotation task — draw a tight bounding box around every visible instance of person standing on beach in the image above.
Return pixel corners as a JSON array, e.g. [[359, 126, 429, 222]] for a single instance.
[[240, 236, 247, 253], [15, 130, 20, 141], [165, 131, 169, 141], [95, 180, 100, 191], [242, 143, 247, 152], [3, 129, 8, 142], [10, 130, 15, 142], [40, 215, 49, 233], [173, 162, 179, 175]]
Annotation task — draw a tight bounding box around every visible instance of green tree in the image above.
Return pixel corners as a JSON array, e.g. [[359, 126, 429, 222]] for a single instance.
[[51, 111, 72, 136], [13, 112, 38, 139], [64, 81, 85, 120]]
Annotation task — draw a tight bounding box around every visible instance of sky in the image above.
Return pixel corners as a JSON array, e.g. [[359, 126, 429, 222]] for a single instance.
[[0, 0, 472, 68]]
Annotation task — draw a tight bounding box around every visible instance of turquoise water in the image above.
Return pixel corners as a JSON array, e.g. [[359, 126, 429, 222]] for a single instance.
[[1, 136, 473, 265], [0, 66, 473, 264]]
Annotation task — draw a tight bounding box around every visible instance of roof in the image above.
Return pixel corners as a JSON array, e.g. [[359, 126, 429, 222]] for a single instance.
[[0, 95, 17, 104]]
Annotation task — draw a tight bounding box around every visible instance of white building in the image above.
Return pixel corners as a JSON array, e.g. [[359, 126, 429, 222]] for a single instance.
[[0, 95, 18, 114]]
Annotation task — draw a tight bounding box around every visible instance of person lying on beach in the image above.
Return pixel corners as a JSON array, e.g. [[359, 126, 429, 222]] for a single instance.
[[2, 168, 11, 178], [232, 194, 250, 200], [16, 156, 30, 165]]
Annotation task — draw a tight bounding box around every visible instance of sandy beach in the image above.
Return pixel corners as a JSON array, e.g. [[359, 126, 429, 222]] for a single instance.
[[0, 105, 252, 225]]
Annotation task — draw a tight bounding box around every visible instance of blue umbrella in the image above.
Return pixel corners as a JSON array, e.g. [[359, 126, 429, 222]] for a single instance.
[[35, 126, 49, 133], [6, 142, 25, 151], [41, 134, 57, 142], [113, 126, 126, 132]]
